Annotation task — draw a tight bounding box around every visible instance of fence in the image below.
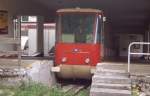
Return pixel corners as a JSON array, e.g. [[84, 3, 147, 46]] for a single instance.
[[128, 42, 150, 72]]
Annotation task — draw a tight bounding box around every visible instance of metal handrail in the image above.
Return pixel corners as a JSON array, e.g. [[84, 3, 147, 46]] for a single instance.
[[128, 42, 150, 72]]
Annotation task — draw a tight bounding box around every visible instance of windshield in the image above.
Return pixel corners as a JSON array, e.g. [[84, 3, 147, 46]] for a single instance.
[[58, 13, 96, 43]]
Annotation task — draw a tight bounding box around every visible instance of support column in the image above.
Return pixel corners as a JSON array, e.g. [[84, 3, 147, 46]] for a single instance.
[[0, 13, 16, 51], [37, 16, 44, 55], [143, 25, 150, 53], [8, 13, 14, 36], [28, 16, 44, 56]]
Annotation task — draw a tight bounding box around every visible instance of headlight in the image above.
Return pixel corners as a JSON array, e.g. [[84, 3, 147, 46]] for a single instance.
[[61, 57, 67, 63], [85, 58, 90, 64]]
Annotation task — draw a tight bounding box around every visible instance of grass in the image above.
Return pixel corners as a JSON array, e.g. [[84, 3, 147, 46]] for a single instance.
[[14, 82, 50, 96], [0, 82, 89, 96], [1, 81, 140, 96], [131, 84, 141, 96]]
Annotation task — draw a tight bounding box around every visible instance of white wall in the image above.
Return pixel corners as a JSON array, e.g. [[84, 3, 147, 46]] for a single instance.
[[28, 29, 38, 56], [44, 26, 55, 56]]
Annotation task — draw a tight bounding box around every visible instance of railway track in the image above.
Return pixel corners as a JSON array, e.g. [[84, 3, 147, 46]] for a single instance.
[[60, 83, 90, 96]]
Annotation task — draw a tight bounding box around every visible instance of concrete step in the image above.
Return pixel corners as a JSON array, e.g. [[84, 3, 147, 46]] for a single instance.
[[96, 63, 128, 71], [96, 67, 127, 73], [97, 63, 126, 65], [92, 75, 131, 84], [94, 71, 130, 77], [90, 88, 131, 96], [93, 74, 129, 78], [90, 62, 131, 96], [97, 63, 127, 67], [92, 83, 131, 90]]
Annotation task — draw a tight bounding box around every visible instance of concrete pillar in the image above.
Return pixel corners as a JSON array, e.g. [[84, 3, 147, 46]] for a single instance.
[[144, 25, 150, 53], [8, 13, 14, 36], [28, 16, 44, 56], [37, 16, 44, 55]]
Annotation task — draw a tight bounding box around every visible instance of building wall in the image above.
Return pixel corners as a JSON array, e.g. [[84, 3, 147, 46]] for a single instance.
[[0, 0, 52, 35], [119, 34, 143, 58], [44, 25, 55, 56], [103, 20, 115, 60], [0, 0, 53, 52]]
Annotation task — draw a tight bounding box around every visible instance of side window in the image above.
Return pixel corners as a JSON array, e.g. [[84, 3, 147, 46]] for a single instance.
[[97, 17, 102, 43]]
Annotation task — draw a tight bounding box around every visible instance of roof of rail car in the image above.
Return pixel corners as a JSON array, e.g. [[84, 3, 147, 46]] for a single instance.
[[57, 8, 102, 13]]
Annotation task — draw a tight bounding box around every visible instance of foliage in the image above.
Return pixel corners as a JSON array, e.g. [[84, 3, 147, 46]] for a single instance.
[[132, 84, 140, 96], [0, 82, 88, 96], [13, 82, 49, 96]]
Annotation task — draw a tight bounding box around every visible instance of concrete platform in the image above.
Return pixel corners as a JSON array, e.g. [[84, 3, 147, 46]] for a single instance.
[[99, 62, 150, 76], [0, 59, 56, 87], [92, 75, 131, 84], [0, 59, 36, 69]]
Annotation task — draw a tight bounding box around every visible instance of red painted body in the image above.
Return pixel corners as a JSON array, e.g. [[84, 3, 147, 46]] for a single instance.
[[53, 8, 104, 79], [55, 43, 101, 66]]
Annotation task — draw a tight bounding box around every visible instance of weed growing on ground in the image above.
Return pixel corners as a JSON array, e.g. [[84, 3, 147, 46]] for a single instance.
[[0, 81, 89, 96]]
